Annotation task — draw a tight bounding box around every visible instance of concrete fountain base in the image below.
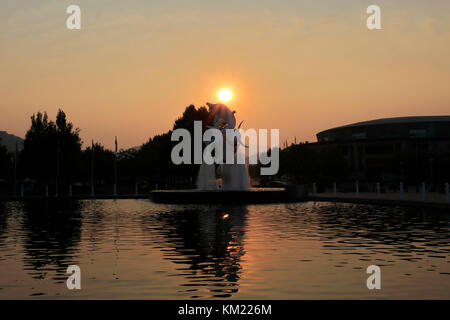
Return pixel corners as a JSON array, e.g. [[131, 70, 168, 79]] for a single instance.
[[150, 186, 307, 204]]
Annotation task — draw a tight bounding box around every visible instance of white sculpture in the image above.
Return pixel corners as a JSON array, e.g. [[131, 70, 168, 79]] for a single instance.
[[197, 103, 250, 191]]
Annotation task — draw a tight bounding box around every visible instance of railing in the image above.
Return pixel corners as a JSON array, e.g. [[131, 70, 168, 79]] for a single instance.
[[1, 180, 198, 200], [311, 182, 450, 204]]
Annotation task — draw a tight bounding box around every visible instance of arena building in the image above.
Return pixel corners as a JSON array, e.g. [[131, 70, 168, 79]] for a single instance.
[[314, 116, 450, 185]]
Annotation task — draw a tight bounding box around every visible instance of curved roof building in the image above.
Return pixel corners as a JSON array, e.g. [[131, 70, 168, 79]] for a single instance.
[[317, 116, 450, 143]]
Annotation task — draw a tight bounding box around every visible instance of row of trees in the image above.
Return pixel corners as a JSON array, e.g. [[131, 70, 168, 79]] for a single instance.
[[0, 106, 212, 195]]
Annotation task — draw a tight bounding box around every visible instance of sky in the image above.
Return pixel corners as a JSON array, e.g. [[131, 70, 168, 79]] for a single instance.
[[1, 0, 449, 149]]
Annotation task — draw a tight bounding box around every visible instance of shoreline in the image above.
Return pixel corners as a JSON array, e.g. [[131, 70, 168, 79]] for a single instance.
[[1, 189, 449, 210]]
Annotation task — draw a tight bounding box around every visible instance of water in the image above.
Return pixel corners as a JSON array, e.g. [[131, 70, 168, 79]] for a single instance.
[[0, 199, 449, 299]]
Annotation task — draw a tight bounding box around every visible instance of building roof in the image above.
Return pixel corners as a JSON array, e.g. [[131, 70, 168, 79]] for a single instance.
[[323, 116, 450, 132], [316, 116, 450, 142]]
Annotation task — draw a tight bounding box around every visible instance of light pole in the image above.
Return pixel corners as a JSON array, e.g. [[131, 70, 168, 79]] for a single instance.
[[429, 158, 434, 189], [114, 136, 118, 196], [400, 161, 404, 183], [91, 140, 94, 196], [13, 141, 17, 197], [55, 138, 60, 197]]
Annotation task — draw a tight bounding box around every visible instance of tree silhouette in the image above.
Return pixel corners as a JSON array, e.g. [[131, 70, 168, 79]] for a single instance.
[[0, 137, 12, 180], [278, 144, 349, 184], [132, 104, 210, 185], [80, 142, 115, 184], [173, 104, 209, 131], [55, 109, 82, 182], [22, 109, 81, 190]]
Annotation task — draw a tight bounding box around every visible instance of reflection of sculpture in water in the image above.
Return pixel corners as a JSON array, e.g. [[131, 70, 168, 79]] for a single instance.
[[197, 103, 250, 191], [140, 206, 248, 298]]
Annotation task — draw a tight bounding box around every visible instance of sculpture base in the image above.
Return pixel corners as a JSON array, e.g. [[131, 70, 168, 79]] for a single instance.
[[150, 187, 307, 204]]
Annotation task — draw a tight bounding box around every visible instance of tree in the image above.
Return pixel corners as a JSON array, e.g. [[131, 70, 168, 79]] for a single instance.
[[133, 104, 210, 185], [0, 137, 12, 180], [80, 142, 114, 184], [54, 109, 82, 182], [173, 104, 209, 131], [278, 144, 349, 184], [22, 109, 82, 187]]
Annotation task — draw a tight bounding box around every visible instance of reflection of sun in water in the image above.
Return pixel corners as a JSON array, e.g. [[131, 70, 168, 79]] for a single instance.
[[218, 89, 232, 102]]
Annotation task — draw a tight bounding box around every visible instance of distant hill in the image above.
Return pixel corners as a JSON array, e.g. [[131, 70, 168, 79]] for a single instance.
[[0, 131, 24, 153]]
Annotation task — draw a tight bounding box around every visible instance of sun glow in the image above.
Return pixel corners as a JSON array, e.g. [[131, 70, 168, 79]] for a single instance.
[[218, 89, 232, 102]]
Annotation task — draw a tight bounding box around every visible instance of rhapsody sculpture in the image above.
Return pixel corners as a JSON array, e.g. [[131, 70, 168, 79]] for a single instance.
[[197, 103, 250, 191]]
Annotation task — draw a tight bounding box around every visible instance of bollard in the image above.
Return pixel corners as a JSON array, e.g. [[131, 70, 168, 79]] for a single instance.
[[376, 182, 381, 198], [135, 183, 138, 196], [69, 184, 72, 197], [421, 182, 426, 201], [21, 184, 24, 198], [155, 184, 158, 190], [91, 184, 94, 197], [355, 181, 359, 197], [400, 183, 404, 200], [445, 183, 449, 203], [45, 185, 49, 197], [114, 184, 117, 196], [333, 183, 337, 196], [313, 182, 317, 194]]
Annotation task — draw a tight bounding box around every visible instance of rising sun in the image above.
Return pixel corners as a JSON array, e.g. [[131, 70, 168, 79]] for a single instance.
[[218, 89, 232, 102]]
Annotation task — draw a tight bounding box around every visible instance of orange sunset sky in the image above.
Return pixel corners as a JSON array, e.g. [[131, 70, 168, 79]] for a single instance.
[[1, 0, 450, 149]]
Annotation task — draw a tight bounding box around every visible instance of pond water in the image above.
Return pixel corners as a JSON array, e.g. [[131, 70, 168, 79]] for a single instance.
[[0, 199, 449, 299]]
